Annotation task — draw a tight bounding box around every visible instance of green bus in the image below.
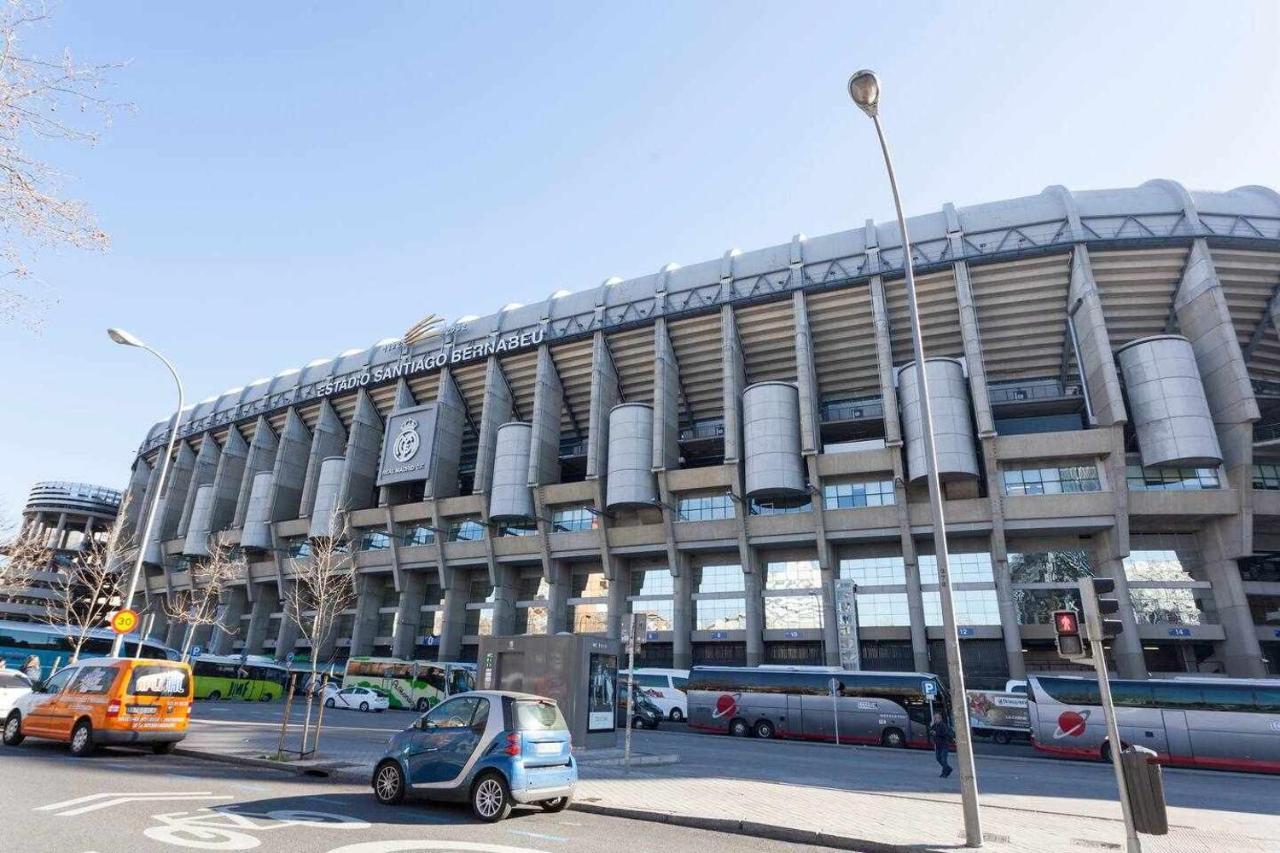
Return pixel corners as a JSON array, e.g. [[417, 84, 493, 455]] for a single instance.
[[192, 654, 289, 701], [341, 657, 476, 710]]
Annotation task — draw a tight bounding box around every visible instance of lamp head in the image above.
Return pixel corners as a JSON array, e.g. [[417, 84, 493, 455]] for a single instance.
[[107, 327, 145, 348], [847, 69, 881, 117]]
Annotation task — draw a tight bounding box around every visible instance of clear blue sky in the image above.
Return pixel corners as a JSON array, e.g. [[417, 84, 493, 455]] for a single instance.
[[1, 1, 1277, 522]]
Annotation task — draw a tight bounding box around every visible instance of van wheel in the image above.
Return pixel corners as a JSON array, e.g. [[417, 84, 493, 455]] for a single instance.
[[471, 772, 513, 822], [729, 718, 750, 737], [207, 691, 221, 701], [993, 731, 1011, 745], [881, 727, 906, 749], [2, 713, 23, 746], [152, 741, 175, 755], [753, 720, 775, 739], [416, 698, 430, 712], [669, 708, 684, 722], [69, 721, 95, 757], [540, 796, 571, 812], [373, 761, 406, 805]]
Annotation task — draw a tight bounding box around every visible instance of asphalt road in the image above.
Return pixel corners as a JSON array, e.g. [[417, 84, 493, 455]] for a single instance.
[[0, 740, 812, 853]]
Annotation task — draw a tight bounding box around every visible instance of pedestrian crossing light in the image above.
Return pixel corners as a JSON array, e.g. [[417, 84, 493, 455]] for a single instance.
[[1090, 578, 1125, 639], [1053, 609, 1086, 659]]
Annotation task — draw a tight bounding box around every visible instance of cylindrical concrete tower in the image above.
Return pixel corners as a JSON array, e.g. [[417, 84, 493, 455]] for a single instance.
[[308, 456, 347, 539], [182, 485, 215, 557], [1116, 334, 1222, 467], [240, 471, 275, 551], [606, 403, 658, 509], [897, 358, 979, 483], [489, 422, 535, 521], [743, 381, 806, 498]]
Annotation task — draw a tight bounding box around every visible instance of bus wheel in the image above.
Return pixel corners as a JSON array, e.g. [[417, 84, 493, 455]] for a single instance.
[[881, 728, 906, 749], [753, 720, 775, 739], [729, 718, 750, 737], [207, 691, 221, 701], [416, 698, 430, 712], [259, 694, 272, 702], [993, 731, 1011, 745]]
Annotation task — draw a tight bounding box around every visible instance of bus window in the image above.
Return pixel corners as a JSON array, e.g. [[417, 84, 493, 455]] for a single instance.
[[1152, 682, 1202, 709], [1255, 687, 1280, 714], [1109, 682, 1155, 708], [423, 666, 445, 692], [1039, 678, 1101, 706], [449, 667, 474, 695], [1201, 684, 1256, 713]]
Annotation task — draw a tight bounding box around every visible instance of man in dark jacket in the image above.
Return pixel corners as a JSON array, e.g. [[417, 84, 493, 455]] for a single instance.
[[930, 711, 953, 778]]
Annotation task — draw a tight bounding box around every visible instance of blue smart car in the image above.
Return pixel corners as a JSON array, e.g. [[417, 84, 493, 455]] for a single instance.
[[371, 690, 577, 822]]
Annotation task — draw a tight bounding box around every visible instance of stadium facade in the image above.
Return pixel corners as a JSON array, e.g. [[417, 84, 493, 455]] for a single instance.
[[120, 180, 1280, 686], [1, 482, 123, 621]]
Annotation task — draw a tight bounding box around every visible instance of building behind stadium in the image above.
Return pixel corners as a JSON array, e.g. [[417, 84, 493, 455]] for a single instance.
[[119, 180, 1280, 686]]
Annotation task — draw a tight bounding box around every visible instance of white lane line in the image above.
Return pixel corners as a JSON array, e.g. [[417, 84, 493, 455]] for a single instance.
[[37, 792, 234, 817]]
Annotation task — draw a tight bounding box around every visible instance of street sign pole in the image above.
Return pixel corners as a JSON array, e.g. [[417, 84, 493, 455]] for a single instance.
[[829, 677, 841, 745], [623, 612, 646, 768]]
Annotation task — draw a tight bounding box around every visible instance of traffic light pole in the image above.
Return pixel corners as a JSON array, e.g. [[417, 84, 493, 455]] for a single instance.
[[1080, 581, 1141, 853]]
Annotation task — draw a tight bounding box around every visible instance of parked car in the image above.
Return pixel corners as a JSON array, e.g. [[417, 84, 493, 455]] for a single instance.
[[0, 669, 32, 719], [2, 657, 193, 756], [617, 681, 662, 729], [371, 690, 576, 822], [325, 686, 389, 712], [620, 668, 689, 721]]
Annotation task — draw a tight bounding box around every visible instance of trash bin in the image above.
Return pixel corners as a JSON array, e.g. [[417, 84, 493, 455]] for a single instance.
[[1120, 745, 1168, 835]]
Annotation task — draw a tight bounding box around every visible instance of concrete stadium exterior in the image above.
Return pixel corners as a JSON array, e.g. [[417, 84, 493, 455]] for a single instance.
[[121, 180, 1280, 686]]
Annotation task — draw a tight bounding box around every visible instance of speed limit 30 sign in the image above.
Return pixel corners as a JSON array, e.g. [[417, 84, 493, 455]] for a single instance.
[[111, 609, 139, 634]]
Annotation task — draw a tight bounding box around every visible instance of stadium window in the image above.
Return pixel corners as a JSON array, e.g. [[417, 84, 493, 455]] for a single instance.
[[1002, 462, 1100, 496], [447, 516, 486, 542], [1126, 463, 1220, 491], [358, 529, 391, 551], [1253, 463, 1280, 491], [676, 492, 734, 522], [398, 523, 435, 547], [822, 479, 895, 510], [550, 506, 597, 532]]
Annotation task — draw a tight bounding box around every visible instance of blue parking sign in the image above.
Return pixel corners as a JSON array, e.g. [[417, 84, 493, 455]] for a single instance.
[[190, 645, 203, 658], [922, 680, 937, 697]]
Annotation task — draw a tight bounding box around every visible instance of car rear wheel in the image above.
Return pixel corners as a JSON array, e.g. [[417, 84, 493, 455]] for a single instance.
[[373, 761, 406, 805], [471, 772, 513, 822], [753, 720, 775, 739], [669, 708, 684, 722], [540, 796, 571, 813], [359, 701, 370, 712], [69, 721, 95, 757], [880, 727, 906, 749], [324, 698, 335, 708], [2, 713, 23, 746], [152, 741, 175, 755], [729, 718, 750, 737]]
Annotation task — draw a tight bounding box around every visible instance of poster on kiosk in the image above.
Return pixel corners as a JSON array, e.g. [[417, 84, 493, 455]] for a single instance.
[[587, 653, 617, 732]]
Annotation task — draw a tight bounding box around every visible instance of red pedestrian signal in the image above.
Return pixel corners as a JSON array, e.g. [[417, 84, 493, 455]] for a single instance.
[[1054, 610, 1079, 636]]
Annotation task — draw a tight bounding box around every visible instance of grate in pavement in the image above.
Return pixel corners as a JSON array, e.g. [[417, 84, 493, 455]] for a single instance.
[[1071, 840, 1121, 850]]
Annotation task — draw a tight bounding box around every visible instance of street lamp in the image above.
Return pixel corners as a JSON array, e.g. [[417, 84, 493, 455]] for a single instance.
[[107, 328, 186, 657], [847, 70, 984, 848]]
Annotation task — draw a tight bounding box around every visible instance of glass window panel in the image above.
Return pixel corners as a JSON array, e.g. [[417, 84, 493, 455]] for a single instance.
[[839, 556, 906, 586], [695, 564, 744, 594], [630, 600, 674, 632], [1014, 588, 1083, 624], [919, 552, 993, 585], [764, 595, 823, 629], [359, 529, 391, 551], [1003, 462, 1100, 496], [630, 568, 674, 597], [695, 598, 746, 631], [1123, 546, 1205, 583], [822, 479, 895, 510], [765, 560, 821, 590], [1129, 588, 1217, 625], [677, 492, 735, 521], [572, 603, 608, 633], [853, 592, 910, 627], [571, 571, 608, 599], [447, 517, 485, 542], [399, 524, 435, 547], [550, 507, 598, 532], [1009, 549, 1093, 583]]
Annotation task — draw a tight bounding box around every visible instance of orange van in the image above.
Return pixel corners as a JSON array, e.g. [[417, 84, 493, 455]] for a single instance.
[[1, 656, 193, 756]]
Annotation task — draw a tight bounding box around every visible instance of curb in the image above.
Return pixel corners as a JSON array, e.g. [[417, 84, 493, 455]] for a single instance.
[[569, 802, 911, 852], [173, 747, 357, 779], [577, 753, 681, 767]]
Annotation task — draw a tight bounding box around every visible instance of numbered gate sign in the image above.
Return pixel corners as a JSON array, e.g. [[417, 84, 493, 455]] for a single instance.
[[111, 609, 139, 634]]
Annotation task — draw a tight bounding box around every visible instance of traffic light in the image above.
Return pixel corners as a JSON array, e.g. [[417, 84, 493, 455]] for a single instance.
[[1053, 609, 1085, 659], [1091, 578, 1125, 639]]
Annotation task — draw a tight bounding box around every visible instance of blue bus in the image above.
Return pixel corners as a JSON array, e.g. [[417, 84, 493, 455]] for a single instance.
[[0, 620, 179, 673]]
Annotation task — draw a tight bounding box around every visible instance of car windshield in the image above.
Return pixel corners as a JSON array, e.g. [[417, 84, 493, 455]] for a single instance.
[[515, 699, 567, 732]]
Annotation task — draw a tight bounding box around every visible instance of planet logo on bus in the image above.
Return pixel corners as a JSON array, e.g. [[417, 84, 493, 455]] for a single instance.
[[1053, 709, 1090, 739], [712, 693, 739, 719]]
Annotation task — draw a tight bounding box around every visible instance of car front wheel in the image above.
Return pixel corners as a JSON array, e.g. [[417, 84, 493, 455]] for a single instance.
[[359, 701, 370, 712], [373, 761, 406, 805], [2, 713, 23, 746], [471, 772, 513, 822]]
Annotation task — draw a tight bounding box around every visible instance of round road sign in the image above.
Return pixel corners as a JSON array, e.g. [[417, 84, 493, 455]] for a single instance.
[[111, 609, 139, 634]]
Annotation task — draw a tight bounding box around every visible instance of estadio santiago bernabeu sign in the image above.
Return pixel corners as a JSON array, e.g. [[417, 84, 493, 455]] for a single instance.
[[377, 403, 437, 486]]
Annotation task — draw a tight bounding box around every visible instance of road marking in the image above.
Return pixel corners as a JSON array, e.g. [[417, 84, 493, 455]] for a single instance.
[[325, 843, 550, 853], [36, 792, 233, 817], [190, 719, 400, 733], [507, 829, 567, 842]]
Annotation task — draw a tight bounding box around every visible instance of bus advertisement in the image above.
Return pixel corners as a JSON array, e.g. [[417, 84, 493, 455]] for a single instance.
[[191, 655, 289, 701], [1027, 674, 1280, 774], [686, 665, 945, 749], [341, 657, 476, 710]]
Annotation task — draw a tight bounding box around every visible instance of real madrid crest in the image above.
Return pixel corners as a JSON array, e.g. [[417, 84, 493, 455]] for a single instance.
[[393, 417, 421, 463]]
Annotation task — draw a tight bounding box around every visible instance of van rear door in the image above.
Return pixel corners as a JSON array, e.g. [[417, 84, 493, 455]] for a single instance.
[[121, 663, 192, 735]]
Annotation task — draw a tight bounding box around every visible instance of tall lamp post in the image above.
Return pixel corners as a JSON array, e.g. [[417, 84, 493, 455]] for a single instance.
[[107, 328, 185, 657], [848, 70, 984, 847]]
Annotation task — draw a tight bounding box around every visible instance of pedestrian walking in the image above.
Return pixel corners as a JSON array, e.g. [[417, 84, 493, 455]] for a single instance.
[[22, 655, 41, 684], [930, 711, 953, 778]]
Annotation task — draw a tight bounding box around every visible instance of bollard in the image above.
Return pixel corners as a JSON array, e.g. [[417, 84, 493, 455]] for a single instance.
[[277, 674, 297, 761], [1121, 746, 1168, 836]]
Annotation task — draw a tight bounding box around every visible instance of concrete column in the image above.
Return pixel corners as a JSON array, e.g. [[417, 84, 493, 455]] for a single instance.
[[428, 369, 466, 499], [472, 357, 514, 495], [299, 399, 347, 518], [339, 389, 384, 512], [190, 622, 215, 653], [243, 582, 279, 656], [157, 442, 197, 541], [546, 560, 570, 634], [585, 332, 620, 480], [527, 346, 564, 487], [275, 582, 302, 661], [233, 417, 278, 527], [211, 585, 248, 654], [1200, 493, 1267, 676], [672, 553, 693, 670], [164, 611, 185, 649], [177, 435, 220, 539], [137, 455, 164, 540], [606, 561, 630, 642], [721, 307, 746, 463], [491, 563, 518, 637], [268, 409, 312, 522], [122, 458, 153, 538], [437, 570, 467, 662], [945, 204, 996, 439], [348, 573, 385, 657], [793, 291, 823, 455], [208, 427, 248, 534], [1068, 247, 1127, 426], [743, 552, 764, 667], [49, 512, 67, 549], [1094, 528, 1146, 678], [652, 320, 681, 469], [393, 570, 429, 659]]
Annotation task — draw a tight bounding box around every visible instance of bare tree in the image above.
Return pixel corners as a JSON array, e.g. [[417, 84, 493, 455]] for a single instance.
[[283, 507, 357, 754], [162, 540, 246, 660], [0, 522, 45, 603], [0, 1, 126, 328], [40, 510, 134, 664]]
